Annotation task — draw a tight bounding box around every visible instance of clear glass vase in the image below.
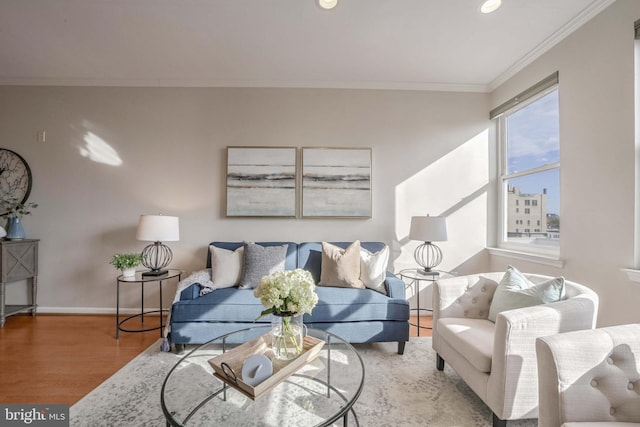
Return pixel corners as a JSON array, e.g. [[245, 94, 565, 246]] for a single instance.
[[271, 313, 304, 361]]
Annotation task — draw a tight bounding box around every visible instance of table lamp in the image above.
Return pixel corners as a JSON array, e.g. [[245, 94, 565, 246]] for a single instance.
[[136, 214, 180, 277], [409, 215, 448, 275]]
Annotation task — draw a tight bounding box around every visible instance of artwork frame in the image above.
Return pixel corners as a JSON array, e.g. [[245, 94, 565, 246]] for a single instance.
[[301, 147, 372, 218], [226, 146, 297, 217]]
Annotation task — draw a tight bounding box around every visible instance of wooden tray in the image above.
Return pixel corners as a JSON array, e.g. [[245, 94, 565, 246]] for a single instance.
[[208, 333, 325, 401]]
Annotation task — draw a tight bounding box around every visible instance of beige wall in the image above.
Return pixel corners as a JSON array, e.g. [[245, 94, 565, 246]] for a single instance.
[[0, 87, 490, 312], [7, 2, 636, 326], [490, 0, 640, 326]]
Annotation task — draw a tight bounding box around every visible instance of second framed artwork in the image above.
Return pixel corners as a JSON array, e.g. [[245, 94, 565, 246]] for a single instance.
[[301, 148, 372, 218], [225, 147, 372, 218]]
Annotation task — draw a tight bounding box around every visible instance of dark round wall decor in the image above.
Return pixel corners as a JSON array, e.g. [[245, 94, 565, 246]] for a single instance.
[[0, 148, 32, 216]]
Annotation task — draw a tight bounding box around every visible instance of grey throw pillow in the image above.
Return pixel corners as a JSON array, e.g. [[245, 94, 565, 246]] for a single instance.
[[238, 243, 288, 289], [488, 265, 565, 322]]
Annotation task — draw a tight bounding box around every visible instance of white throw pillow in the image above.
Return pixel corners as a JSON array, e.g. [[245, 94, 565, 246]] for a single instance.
[[209, 245, 244, 288], [360, 245, 389, 295]]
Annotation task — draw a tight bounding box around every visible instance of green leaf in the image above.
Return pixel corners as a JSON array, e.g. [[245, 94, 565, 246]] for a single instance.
[[254, 307, 274, 322]]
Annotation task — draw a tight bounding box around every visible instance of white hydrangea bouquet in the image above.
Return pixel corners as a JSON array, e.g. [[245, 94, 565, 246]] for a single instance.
[[254, 268, 318, 318], [254, 268, 319, 359]]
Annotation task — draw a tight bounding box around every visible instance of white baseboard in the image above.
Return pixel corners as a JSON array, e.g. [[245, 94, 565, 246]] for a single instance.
[[36, 307, 164, 316]]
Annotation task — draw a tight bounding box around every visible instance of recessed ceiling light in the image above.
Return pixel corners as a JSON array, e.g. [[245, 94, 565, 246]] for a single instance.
[[480, 0, 502, 14], [318, 0, 338, 10]]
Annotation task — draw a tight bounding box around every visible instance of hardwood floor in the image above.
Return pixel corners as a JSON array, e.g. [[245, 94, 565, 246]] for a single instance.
[[0, 313, 431, 405], [0, 314, 164, 405]]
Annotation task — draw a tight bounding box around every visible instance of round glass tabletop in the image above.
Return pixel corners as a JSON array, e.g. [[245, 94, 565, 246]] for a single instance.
[[161, 326, 365, 427]]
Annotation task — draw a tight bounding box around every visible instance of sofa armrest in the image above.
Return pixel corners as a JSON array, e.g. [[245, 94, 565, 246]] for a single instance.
[[178, 283, 201, 301], [486, 295, 599, 419], [385, 272, 406, 299]]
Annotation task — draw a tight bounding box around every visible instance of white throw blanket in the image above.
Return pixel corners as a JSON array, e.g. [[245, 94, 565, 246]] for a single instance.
[[162, 269, 215, 351]]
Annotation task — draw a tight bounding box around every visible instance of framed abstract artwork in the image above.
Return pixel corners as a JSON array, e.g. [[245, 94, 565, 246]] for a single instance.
[[301, 148, 372, 218], [226, 147, 297, 217]]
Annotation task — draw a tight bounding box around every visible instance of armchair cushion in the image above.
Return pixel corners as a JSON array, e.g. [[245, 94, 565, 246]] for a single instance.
[[488, 265, 565, 322], [437, 317, 494, 372]]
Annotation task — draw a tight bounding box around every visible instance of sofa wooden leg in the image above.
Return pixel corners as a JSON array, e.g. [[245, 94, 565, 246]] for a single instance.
[[436, 353, 445, 371], [397, 341, 406, 355], [492, 413, 507, 427]]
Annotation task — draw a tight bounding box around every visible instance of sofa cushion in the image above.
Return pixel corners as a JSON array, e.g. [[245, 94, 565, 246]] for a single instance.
[[437, 317, 495, 373], [209, 245, 244, 287], [318, 241, 365, 289], [171, 288, 265, 323], [307, 286, 409, 322], [238, 243, 288, 289], [488, 265, 565, 322], [171, 286, 409, 324], [360, 245, 389, 295]]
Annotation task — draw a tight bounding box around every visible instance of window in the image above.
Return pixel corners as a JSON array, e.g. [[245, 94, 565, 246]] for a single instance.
[[492, 72, 560, 254]]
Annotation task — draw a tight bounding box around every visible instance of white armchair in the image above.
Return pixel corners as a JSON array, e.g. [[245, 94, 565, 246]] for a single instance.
[[536, 323, 640, 427], [432, 272, 599, 427]]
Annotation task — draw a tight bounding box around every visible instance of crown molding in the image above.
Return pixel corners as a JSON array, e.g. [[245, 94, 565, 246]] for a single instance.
[[488, 0, 616, 92], [0, 77, 490, 93]]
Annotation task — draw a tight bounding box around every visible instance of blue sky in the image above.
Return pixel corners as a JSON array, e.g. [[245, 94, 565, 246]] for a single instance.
[[506, 89, 560, 215]]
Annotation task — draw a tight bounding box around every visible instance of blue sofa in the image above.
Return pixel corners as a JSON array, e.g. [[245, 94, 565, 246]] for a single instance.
[[169, 241, 410, 354]]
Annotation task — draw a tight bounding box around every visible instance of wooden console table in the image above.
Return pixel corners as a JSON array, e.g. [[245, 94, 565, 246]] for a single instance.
[[0, 238, 39, 327]]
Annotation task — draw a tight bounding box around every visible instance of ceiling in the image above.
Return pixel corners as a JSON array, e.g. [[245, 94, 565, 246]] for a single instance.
[[0, 0, 615, 93]]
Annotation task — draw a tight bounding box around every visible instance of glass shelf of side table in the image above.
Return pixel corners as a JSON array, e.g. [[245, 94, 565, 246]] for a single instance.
[[399, 268, 453, 336], [161, 326, 365, 427]]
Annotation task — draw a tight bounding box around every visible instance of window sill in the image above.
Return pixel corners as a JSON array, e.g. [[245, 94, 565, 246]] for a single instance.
[[486, 247, 565, 268], [621, 268, 640, 283]]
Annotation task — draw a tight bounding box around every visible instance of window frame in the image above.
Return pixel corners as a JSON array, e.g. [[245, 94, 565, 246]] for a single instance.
[[496, 83, 561, 257]]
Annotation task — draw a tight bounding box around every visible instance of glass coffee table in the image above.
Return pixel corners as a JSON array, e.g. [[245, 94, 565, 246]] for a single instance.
[[161, 326, 364, 426]]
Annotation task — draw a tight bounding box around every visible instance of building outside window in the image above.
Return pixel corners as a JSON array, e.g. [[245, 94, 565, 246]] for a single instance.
[[492, 72, 560, 255]]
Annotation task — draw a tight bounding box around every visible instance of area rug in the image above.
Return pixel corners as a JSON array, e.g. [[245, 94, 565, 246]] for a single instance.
[[70, 338, 537, 426]]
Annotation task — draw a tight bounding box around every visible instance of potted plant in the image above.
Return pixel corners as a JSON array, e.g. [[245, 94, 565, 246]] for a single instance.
[[110, 253, 143, 278]]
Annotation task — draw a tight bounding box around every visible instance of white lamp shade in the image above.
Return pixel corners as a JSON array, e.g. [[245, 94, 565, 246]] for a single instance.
[[409, 216, 447, 242], [136, 215, 180, 242]]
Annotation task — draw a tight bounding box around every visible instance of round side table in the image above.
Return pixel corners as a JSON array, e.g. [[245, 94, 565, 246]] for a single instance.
[[399, 268, 452, 336], [115, 269, 183, 339]]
